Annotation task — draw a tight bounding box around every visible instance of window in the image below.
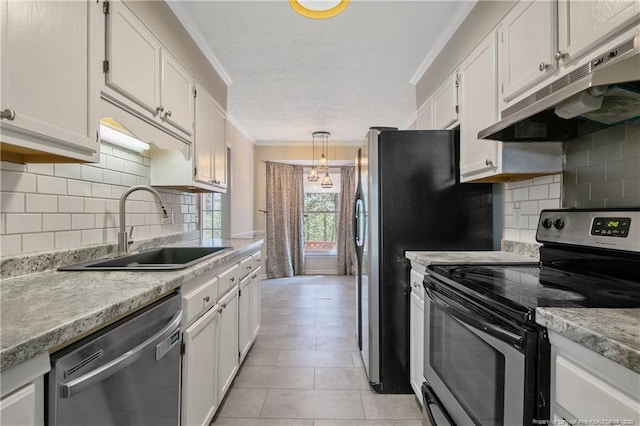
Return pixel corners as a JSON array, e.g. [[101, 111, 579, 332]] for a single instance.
[[304, 169, 341, 252], [202, 193, 222, 239]]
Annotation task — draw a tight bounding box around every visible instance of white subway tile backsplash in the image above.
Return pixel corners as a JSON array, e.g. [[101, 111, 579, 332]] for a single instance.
[[520, 230, 537, 243], [43, 214, 71, 232], [54, 164, 82, 179], [103, 170, 122, 185], [549, 183, 561, 198], [121, 174, 137, 187], [91, 183, 112, 199], [1, 234, 22, 256], [123, 160, 140, 176], [37, 175, 67, 195], [55, 230, 82, 248], [2, 171, 37, 193], [1, 162, 27, 172], [533, 175, 553, 185], [67, 180, 92, 197], [71, 214, 95, 230], [23, 232, 55, 253], [504, 228, 520, 241], [6, 214, 42, 233], [529, 185, 549, 200], [81, 165, 103, 183], [515, 179, 534, 188], [513, 187, 529, 201], [26, 194, 58, 213], [520, 201, 539, 215], [81, 228, 104, 245], [1, 192, 25, 213], [27, 164, 54, 176], [111, 147, 130, 160], [85, 198, 106, 213], [58, 196, 85, 213], [538, 199, 561, 210], [106, 156, 125, 172]]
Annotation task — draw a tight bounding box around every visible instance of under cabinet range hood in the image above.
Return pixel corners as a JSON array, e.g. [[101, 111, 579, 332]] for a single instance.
[[479, 34, 640, 142]]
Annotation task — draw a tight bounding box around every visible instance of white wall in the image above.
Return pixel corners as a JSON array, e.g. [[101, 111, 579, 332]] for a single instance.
[[0, 145, 197, 256], [227, 122, 256, 238]]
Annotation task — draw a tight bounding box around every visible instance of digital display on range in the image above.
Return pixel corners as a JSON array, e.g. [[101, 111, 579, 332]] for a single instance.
[[591, 217, 631, 237]]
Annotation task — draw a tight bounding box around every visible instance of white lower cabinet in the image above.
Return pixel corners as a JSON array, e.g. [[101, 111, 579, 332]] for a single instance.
[[182, 306, 219, 426], [409, 267, 425, 403], [549, 331, 640, 424], [238, 274, 252, 363], [217, 285, 240, 402], [250, 268, 261, 341], [0, 352, 49, 426]]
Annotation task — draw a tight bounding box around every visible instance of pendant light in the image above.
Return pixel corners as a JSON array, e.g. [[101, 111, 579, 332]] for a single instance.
[[307, 132, 319, 182], [315, 131, 333, 188]]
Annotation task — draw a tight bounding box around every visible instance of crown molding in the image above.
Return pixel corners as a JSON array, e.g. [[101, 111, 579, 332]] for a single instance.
[[409, 0, 477, 86], [254, 139, 362, 147], [226, 114, 256, 145], [166, 0, 233, 86]]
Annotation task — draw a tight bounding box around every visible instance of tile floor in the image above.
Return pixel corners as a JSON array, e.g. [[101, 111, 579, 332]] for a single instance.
[[211, 275, 423, 426]]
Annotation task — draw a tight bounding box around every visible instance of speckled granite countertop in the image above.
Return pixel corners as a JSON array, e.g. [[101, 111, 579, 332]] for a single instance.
[[0, 238, 262, 372], [405, 250, 538, 266], [536, 308, 640, 374]]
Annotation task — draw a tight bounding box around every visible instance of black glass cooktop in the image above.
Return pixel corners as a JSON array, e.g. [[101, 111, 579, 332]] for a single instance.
[[428, 262, 640, 313]]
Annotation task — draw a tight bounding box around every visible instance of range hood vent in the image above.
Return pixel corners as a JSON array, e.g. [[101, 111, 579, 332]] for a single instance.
[[479, 34, 640, 142]]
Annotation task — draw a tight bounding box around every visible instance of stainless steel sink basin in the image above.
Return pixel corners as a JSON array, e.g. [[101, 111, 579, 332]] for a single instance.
[[58, 246, 230, 271]]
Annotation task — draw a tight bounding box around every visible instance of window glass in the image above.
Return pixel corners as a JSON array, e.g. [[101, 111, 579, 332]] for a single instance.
[[303, 168, 341, 253], [202, 193, 222, 239]]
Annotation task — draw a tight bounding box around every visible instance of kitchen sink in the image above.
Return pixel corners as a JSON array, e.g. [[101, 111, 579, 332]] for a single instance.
[[58, 246, 230, 271]]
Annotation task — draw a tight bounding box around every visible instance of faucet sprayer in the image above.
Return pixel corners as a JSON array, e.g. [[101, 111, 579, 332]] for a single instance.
[[118, 185, 170, 254]]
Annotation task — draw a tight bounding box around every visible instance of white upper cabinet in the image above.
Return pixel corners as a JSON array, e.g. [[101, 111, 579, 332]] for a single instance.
[[557, 0, 640, 66], [459, 32, 500, 182], [102, 1, 194, 142], [499, 0, 557, 103], [194, 86, 216, 186], [0, 0, 100, 163], [433, 72, 459, 130], [415, 98, 434, 130], [212, 106, 227, 189]]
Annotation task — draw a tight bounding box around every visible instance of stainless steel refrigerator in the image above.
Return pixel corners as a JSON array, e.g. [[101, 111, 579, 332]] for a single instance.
[[353, 128, 494, 393]]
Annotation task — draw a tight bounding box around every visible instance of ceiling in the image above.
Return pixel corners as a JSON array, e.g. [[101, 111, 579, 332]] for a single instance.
[[169, 1, 475, 145]]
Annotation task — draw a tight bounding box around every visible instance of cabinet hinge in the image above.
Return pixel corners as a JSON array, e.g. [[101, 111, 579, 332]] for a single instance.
[[103, 60, 109, 73], [96, 130, 99, 142], [193, 88, 197, 98], [238, 351, 241, 360], [455, 105, 459, 114], [501, 83, 504, 94], [239, 289, 242, 297], [193, 167, 197, 177], [103, 0, 109, 14], [180, 342, 186, 355]]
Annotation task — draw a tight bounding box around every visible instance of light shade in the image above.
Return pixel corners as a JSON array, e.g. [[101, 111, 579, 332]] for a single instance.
[[321, 172, 333, 188], [289, 0, 349, 19], [100, 124, 150, 153], [308, 166, 319, 182]]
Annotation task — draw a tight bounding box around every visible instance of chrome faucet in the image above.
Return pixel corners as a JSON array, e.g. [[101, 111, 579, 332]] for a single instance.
[[118, 185, 170, 254]]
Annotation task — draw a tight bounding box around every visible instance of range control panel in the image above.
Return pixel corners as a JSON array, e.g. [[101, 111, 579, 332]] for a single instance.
[[536, 209, 640, 253]]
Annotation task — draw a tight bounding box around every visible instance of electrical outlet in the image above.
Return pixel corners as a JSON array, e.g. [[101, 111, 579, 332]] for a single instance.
[[514, 208, 521, 228]]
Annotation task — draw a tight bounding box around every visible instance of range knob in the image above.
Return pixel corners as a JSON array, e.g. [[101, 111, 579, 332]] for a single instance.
[[554, 218, 565, 229], [541, 218, 553, 229]]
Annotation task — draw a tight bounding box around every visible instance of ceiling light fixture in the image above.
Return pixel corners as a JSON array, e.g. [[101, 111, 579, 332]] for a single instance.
[[308, 132, 319, 182], [312, 131, 333, 188], [99, 123, 150, 153], [289, 0, 349, 19]]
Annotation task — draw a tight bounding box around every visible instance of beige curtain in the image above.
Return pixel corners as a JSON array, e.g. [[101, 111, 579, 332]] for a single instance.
[[337, 166, 356, 275], [265, 162, 305, 278]]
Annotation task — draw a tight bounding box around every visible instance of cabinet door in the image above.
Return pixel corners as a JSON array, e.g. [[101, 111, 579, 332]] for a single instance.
[[409, 290, 424, 402], [557, 0, 640, 66], [106, 1, 160, 115], [433, 73, 459, 130], [459, 32, 500, 182], [182, 307, 219, 426], [212, 105, 227, 189], [500, 0, 557, 103], [218, 287, 239, 402], [416, 98, 434, 130], [1, 0, 99, 162], [250, 271, 261, 341], [194, 85, 215, 185], [161, 51, 195, 137], [238, 275, 252, 363]]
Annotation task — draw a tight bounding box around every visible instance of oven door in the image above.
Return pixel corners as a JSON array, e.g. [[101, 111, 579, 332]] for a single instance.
[[423, 275, 526, 426]]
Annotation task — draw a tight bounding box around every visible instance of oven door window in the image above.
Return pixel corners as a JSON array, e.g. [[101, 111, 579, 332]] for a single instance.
[[430, 305, 505, 425]]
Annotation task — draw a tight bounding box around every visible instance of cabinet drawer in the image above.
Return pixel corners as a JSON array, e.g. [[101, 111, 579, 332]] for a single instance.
[[239, 256, 253, 279], [251, 252, 262, 271], [555, 354, 639, 421], [182, 276, 218, 325], [218, 264, 239, 296]]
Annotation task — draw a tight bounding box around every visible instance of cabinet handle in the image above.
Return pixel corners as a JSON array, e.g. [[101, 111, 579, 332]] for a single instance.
[[203, 296, 210, 303], [247, 265, 252, 269], [156, 105, 164, 113], [538, 62, 549, 72], [1, 108, 16, 121], [221, 303, 227, 309], [230, 277, 235, 282], [555, 51, 566, 61], [217, 308, 223, 314], [164, 110, 172, 118], [485, 158, 494, 167]]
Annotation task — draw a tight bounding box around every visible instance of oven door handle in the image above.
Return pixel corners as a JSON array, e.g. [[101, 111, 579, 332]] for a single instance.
[[425, 284, 524, 350], [423, 383, 455, 426]]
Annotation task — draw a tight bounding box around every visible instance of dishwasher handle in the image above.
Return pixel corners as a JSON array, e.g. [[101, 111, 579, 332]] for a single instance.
[[59, 310, 183, 399]]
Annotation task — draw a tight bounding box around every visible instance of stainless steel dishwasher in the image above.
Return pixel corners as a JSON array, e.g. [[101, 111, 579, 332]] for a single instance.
[[47, 292, 182, 426]]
